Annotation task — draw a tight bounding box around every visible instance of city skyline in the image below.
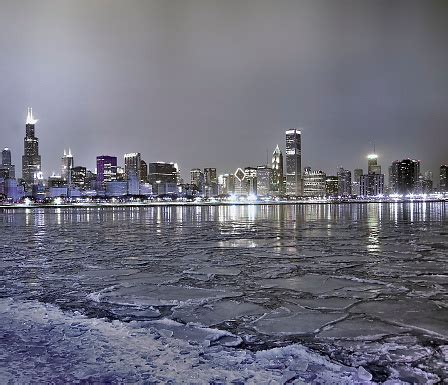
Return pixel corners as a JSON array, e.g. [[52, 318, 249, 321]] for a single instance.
[[1, 1, 447, 180], [2, 108, 445, 190]]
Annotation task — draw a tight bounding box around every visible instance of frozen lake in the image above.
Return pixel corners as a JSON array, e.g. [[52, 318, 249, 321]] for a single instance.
[[0, 203, 447, 383]]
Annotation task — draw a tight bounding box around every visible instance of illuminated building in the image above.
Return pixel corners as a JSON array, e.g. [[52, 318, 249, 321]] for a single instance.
[[234, 168, 246, 195], [71, 166, 87, 188], [124, 153, 141, 181], [303, 168, 326, 197], [96, 155, 117, 184], [1, 148, 15, 179], [285, 129, 302, 196], [360, 174, 384, 196], [325, 176, 338, 197], [440, 165, 448, 192], [244, 167, 257, 195], [256, 166, 273, 196], [271, 145, 283, 194], [22, 108, 42, 186], [61, 148, 74, 181], [147, 162, 178, 193], [190, 168, 204, 193], [218, 174, 235, 195], [390, 159, 420, 194], [140, 160, 148, 182], [203, 168, 217, 197], [352, 168, 363, 196], [337, 167, 352, 196], [367, 154, 381, 175]]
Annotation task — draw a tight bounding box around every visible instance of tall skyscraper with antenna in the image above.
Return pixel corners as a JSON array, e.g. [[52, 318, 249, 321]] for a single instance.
[[22, 108, 42, 186], [61, 148, 74, 181], [271, 144, 284, 194]]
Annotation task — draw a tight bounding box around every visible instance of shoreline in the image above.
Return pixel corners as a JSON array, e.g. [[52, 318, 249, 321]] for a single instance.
[[0, 198, 446, 210]]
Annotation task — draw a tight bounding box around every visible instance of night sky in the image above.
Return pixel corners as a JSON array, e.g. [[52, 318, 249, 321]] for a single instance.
[[1, 0, 447, 181]]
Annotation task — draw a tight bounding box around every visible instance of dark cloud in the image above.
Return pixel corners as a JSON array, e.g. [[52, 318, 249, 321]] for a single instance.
[[0, 0, 447, 180]]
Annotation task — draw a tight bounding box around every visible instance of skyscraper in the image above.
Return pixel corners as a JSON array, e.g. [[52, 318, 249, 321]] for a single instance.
[[337, 167, 352, 196], [367, 154, 381, 174], [440, 165, 448, 192], [285, 129, 302, 196], [271, 145, 284, 194], [96, 155, 117, 184], [22, 108, 42, 186], [352, 168, 363, 196], [203, 168, 217, 197], [303, 168, 326, 197], [61, 149, 74, 181], [1, 148, 15, 179], [124, 153, 141, 181], [256, 166, 273, 196], [390, 159, 420, 194]]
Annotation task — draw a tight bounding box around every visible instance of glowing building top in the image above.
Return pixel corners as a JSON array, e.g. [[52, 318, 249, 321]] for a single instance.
[[26, 107, 38, 125]]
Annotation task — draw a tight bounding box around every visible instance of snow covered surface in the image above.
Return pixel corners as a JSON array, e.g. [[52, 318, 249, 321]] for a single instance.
[[0, 203, 446, 383]]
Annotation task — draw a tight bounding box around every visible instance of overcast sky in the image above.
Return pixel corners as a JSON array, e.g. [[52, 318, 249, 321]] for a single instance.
[[1, 0, 447, 181]]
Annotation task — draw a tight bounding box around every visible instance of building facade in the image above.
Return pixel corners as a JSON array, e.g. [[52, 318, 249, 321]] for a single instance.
[[285, 129, 302, 196], [22, 108, 42, 186], [256, 166, 273, 196], [360, 174, 384, 196], [96, 155, 117, 185], [124, 153, 141, 181], [337, 167, 352, 196], [61, 149, 74, 181], [390, 159, 420, 194], [271, 145, 284, 194], [440, 165, 448, 192], [325, 176, 338, 197], [303, 168, 326, 197], [1, 148, 15, 179]]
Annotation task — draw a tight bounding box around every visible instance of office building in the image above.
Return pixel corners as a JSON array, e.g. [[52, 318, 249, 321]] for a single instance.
[[71, 166, 87, 188], [61, 149, 74, 181], [325, 176, 338, 197], [140, 160, 148, 182], [190, 168, 204, 193], [244, 167, 257, 195], [204, 168, 217, 197], [303, 168, 326, 197], [124, 153, 141, 181], [352, 168, 363, 196], [360, 174, 384, 196], [256, 166, 273, 196], [440, 165, 448, 192], [285, 129, 302, 196], [22, 108, 42, 186], [147, 162, 178, 193], [1, 148, 15, 179], [337, 167, 352, 196], [96, 155, 117, 185], [271, 145, 284, 194], [390, 159, 420, 194], [367, 154, 381, 174]]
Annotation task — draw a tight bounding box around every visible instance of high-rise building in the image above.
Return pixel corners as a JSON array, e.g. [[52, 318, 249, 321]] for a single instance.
[[71, 166, 87, 188], [440, 165, 448, 192], [124, 153, 141, 181], [234, 168, 246, 195], [218, 174, 235, 195], [1, 148, 15, 179], [367, 154, 381, 174], [203, 168, 217, 197], [61, 149, 74, 181], [390, 159, 420, 194], [96, 155, 117, 184], [360, 174, 384, 196], [337, 167, 352, 196], [140, 160, 148, 183], [352, 168, 363, 196], [285, 129, 302, 196], [244, 167, 257, 195], [303, 168, 326, 197], [147, 162, 178, 193], [256, 166, 273, 196], [22, 108, 42, 186], [325, 176, 338, 197], [271, 145, 284, 194], [190, 168, 204, 192]]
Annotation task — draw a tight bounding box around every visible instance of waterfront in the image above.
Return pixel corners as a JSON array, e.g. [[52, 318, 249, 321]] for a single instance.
[[0, 202, 447, 383]]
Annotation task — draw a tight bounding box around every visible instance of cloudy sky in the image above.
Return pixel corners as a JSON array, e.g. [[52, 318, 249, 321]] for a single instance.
[[1, 0, 447, 181]]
